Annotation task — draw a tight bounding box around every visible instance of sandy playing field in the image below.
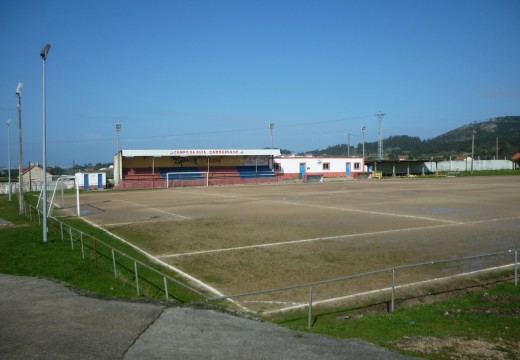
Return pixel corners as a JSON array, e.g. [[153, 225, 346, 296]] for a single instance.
[[60, 176, 520, 312]]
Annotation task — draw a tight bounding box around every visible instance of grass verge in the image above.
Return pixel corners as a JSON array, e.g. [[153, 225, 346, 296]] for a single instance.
[[0, 194, 206, 303], [269, 282, 520, 359]]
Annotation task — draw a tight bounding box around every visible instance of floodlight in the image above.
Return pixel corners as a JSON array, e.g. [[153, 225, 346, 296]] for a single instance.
[[16, 82, 23, 95], [6, 118, 11, 125], [40, 43, 51, 60]]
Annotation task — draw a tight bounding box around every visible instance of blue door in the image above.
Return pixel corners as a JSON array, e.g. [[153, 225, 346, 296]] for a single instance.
[[84, 174, 89, 190], [98, 174, 103, 189], [346, 163, 351, 176], [299, 163, 306, 178]]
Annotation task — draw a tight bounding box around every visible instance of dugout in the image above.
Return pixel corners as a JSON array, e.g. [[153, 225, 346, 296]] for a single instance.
[[114, 149, 281, 189]]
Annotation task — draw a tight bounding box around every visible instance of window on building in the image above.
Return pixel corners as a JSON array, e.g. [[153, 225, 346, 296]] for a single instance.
[[274, 163, 281, 171], [323, 162, 330, 170], [354, 162, 361, 170]]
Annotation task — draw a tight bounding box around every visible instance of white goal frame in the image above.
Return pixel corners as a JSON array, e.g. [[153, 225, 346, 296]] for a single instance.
[[166, 171, 209, 188]]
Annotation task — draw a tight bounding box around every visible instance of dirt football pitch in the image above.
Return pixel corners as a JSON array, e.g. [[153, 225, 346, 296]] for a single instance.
[[59, 176, 520, 312]]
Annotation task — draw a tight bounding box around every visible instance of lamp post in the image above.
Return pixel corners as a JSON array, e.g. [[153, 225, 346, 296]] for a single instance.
[[6, 119, 12, 201], [40, 43, 51, 243], [361, 126, 366, 160], [471, 130, 476, 174], [115, 123, 122, 153], [269, 122, 274, 149], [16, 82, 24, 213]]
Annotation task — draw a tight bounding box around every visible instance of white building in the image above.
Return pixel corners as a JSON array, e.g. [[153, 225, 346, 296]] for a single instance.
[[75, 172, 106, 190], [274, 156, 366, 180]]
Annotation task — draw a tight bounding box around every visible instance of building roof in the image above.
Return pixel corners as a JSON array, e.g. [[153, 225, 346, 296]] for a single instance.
[[22, 163, 51, 176], [120, 149, 281, 157]]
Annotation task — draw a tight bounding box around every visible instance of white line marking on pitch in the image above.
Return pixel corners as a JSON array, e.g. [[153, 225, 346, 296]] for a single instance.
[[104, 218, 185, 227], [180, 189, 461, 225], [114, 199, 192, 220], [157, 215, 520, 258], [157, 223, 456, 258], [77, 217, 244, 308]]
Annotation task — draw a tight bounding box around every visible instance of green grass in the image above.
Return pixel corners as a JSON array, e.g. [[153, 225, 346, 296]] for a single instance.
[[271, 283, 520, 359], [0, 194, 206, 303], [2, 192, 520, 359]]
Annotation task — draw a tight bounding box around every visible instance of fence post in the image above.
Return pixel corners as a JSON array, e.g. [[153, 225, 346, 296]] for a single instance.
[[94, 238, 97, 264], [112, 249, 117, 277], [38, 209, 41, 225], [308, 285, 313, 329], [164, 276, 169, 302], [391, 268, 396, 312], [515, 251, 518, 288], [80, 232, 85, 259], [60, 222, 63, 241], [134, 261, 140, 296], [69, 226, 74, 250]]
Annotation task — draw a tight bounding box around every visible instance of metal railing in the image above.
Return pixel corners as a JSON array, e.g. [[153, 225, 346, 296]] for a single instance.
[[209, 250, 519, 328], [26, 204, 206, 303], [23, 203, 519, 328]]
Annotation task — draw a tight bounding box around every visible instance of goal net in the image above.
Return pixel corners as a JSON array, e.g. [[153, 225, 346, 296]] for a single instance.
[[166, 171, 209, 188]]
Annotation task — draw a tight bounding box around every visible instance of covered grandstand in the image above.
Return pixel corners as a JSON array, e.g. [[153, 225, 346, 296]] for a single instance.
[[114, 149, 281, 189]]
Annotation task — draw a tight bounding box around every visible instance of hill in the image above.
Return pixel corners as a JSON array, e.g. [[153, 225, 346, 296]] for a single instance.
[[301, 116, 520, 160]]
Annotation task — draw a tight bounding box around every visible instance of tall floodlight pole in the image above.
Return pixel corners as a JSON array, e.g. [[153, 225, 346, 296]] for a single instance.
[[115, 123, 122, 153], [269, 122, 274, 149], [377, 111, 385, 161], [6, 119, 12, 201], [40, 43, 51, 243], [361, 126, 366, 160], [16, 82, 24, 213], [471, 130, 476, 173]]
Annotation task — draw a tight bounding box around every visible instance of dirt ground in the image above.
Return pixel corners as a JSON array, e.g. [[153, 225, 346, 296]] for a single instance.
[[57, 176, 520, 312]]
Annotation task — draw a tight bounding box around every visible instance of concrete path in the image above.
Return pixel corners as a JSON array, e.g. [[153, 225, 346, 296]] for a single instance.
[[0, 274, 421, 359]]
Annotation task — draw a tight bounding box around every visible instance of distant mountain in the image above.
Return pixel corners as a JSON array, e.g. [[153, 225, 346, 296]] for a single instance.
[[300, 116, 520, 160]]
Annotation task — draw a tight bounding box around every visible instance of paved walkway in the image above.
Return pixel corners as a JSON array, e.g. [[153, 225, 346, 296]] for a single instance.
[[0, 274, 421, 359]]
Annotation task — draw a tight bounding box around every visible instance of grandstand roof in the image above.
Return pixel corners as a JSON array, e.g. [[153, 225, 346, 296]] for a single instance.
[[120, 149, 281, 157]]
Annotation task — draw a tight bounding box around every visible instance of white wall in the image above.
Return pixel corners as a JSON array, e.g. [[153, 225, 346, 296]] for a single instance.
[[275, 157, 365, 177]]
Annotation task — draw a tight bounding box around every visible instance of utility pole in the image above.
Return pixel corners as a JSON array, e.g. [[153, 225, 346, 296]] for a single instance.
[[377, 111, 385, 161], [347, 133, 351, 156], [471, 130, 476, 173], [496, 137, 498, 160], [361, 126, 366, 160]]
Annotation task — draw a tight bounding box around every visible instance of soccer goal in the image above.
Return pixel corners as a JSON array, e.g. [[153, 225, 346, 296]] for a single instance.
[[166, 171, 209, 188], [36, 175, 80, 217]]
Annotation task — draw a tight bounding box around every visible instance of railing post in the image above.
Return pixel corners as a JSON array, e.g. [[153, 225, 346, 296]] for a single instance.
[[80, 232, 85, 259], [94, 238, 97, 264], [69, 226, 74, 250], [391, 268, 395, 312], [308, 285, 313, 329], [164, 276, 169, 302], [515, 250, 518, 288], [112, 249, 117, 277], [134, 261, 140, 296]]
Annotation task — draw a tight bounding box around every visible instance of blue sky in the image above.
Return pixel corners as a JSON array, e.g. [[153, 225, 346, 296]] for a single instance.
[[1, 0, 519, 167]]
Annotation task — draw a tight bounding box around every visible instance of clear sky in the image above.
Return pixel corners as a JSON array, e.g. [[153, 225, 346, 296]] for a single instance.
[[1, 0, 519, 167]]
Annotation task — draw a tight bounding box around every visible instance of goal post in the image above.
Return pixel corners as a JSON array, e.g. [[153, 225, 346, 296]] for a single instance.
[[166, 171, 209, 188]]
